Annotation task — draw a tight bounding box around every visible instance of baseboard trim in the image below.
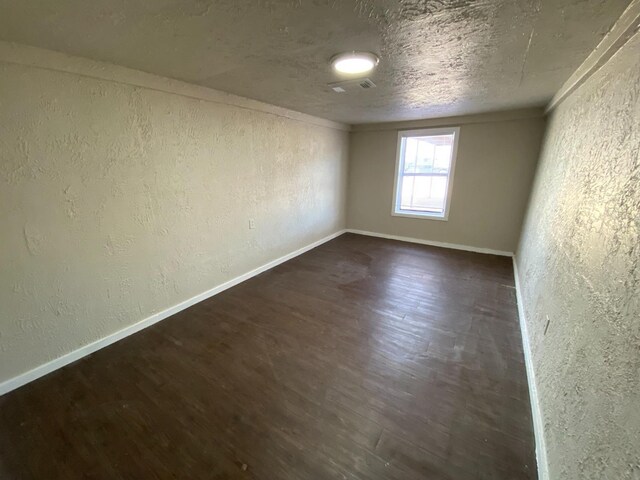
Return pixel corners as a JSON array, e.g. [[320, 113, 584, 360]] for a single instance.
[[346, 229, 513, 257], [0, 229, 347, 396], [512, 257, 549, 480]]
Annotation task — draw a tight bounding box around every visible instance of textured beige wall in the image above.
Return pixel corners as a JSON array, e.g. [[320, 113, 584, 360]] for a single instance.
[[516, 32, 640, 479], [0, 50, 349, 384], [347, 114, 546, 252]]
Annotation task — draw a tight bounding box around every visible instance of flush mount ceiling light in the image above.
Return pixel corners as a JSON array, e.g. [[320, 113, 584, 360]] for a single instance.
[[331, 52, 379, 75]]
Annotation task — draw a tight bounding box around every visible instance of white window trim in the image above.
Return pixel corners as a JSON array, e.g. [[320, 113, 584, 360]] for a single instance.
[[391, 126, 460, 221]]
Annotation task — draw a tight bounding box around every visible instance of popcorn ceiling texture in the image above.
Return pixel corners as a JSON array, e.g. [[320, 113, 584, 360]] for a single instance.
[[0, 0, 630, 123], [516, 32, 640, 480], [0, 57, 349, 384]]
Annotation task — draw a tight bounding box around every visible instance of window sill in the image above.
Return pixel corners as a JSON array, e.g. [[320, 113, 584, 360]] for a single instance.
[[391, 210, 449, 221]]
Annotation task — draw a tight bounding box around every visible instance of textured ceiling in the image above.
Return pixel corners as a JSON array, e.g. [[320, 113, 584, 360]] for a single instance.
[[0, 0, 630, 124]]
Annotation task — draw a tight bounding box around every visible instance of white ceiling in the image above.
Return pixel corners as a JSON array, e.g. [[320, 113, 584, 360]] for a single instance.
[[0, 0, 631, 124]]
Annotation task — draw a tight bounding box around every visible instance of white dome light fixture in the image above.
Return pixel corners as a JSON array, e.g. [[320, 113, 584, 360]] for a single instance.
[[331, 52, 379, 75]]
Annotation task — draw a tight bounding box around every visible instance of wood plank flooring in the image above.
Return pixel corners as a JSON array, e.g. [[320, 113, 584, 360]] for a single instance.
[[0, 233, 537, 479]]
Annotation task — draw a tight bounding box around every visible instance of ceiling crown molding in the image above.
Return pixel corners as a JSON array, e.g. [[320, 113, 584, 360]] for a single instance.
[[547, 0, 640, 112], [0, 41, 350, 132]]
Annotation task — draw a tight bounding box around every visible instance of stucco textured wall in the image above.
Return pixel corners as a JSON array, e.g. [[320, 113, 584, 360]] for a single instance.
[[347, 115, 545, 252], [0, 57, 348, 384], [516, 33, 640, 480]]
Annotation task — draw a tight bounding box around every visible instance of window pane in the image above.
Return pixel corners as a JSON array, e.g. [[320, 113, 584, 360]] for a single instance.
[[396, 131, 456, 217], [400, 175, 447, 213], [402, 135, 453, 175], [433, 144, 452, 171]]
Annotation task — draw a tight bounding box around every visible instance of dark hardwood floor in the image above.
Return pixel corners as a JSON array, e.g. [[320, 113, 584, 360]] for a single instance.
[[0, 233, 536, 479]]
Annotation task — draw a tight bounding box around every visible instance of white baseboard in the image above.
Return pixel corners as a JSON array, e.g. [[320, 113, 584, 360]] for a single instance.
[[346, 229, 513, 257], [0, 229, 347, 396], [512, 257, 549, 480]]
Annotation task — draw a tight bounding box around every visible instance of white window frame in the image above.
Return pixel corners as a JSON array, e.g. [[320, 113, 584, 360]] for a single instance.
[[391, 126, 460, 221]]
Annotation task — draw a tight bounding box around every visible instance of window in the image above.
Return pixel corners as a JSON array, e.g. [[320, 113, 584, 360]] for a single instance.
[[392, 127, 459, 220]]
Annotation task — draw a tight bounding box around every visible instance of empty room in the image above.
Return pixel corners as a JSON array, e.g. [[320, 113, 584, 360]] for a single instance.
[[0, 1, 638, 479]]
